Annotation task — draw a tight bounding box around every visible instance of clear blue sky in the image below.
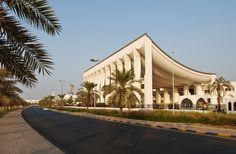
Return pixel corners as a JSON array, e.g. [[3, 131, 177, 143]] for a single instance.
[[20, 0, 236, 99]]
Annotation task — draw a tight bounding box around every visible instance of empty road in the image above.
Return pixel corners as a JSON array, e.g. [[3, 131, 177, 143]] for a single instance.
[[22, 106, 236, 154]]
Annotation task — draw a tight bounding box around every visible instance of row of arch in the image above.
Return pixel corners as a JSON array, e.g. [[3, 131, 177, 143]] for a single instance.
[[228, 102, 236, 111], [181, 98, 208, 109]]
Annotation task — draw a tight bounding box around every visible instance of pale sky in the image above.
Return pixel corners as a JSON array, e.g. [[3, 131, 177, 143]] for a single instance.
[[20, 0, 236, 100]]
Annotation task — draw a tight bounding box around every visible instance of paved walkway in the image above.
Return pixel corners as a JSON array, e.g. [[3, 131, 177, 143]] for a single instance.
[[0, 109, 63, 154]]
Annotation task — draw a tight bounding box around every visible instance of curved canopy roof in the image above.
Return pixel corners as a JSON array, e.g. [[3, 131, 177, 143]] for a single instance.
[[85, 33, 216, 88]]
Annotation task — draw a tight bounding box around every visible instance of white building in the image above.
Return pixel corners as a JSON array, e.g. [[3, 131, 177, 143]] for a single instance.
[[83, 34, 236, 111], [25, 99, 40, 104]]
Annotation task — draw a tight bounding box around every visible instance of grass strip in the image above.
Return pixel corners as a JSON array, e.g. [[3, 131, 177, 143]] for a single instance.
[[55, 107, 236, 126]]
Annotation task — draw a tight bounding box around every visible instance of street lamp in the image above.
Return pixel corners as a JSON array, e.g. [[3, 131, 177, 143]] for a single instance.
[[90, 59, 99, 62], [59, 80, 65, 95], [172, 52, 175, 115]]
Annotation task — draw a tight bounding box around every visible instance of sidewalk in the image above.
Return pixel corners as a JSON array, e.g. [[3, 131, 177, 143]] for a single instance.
[[0, 109, 63, 154], [56, 109, 236, 139]]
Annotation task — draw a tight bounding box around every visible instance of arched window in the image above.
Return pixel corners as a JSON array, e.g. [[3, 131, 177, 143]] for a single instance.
[[228, 102, 232, 111], [234, 102, 236, 111], [196, 98, 207, 110], [181, 98, 193, 109]]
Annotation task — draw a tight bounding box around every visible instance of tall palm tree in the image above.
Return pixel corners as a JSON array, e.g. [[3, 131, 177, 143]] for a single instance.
[[76, 81, 100, 108], [102, 68, 143, 111], [0, 0, 61, 87], [211, 77, 234, 112]]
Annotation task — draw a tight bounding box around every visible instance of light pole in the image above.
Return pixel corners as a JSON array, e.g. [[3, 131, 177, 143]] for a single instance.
[[172, 52, 175, 115], [90, 59, 99, 108], [59, 80, 65, 95]]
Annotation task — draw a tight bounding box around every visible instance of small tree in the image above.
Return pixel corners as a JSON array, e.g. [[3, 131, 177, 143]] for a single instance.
[[102, 68, 143, 111], [39, 95, 55, 108], [76, 81, 100, 109], [57, 94, 65, 108], [211, 77, 234, 112]]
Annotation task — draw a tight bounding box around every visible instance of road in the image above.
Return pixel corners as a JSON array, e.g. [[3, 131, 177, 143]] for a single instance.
[[22, 106, 236, 154]]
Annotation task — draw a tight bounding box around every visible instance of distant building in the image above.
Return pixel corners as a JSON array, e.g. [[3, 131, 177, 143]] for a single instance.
[[83, 34, 236, 111], [25, 100, 40, 104], [64, 94, 77, 100]]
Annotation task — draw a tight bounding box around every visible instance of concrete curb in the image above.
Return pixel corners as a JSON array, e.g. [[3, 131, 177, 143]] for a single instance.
[[52, 109, 236, 140]]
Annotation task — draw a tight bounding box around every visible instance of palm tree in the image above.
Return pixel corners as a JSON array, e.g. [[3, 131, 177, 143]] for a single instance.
[[38, 95, 55, 108], [0, 0, 61, 87], [211, 77, 234, 112], [57, 94, 65, 108], [58, 94, 65, 100], [76, 81, 99, 109], [0, 69, 23, 110], [102, 68, 143, 111]]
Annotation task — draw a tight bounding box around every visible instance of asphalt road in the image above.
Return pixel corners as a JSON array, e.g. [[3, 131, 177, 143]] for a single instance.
[[22, 106, 236, 154]]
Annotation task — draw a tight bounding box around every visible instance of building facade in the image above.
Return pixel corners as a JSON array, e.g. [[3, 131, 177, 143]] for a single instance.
[[83, 34, 236, 111]]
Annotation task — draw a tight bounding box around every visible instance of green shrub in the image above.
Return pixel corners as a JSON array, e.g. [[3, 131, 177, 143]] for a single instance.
[[56, 107, 236, 126]]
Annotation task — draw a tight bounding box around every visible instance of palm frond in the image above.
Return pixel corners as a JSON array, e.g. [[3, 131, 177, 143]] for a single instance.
[[0, 39, 37, 86], [0, 8, 54, 75], [4, 0, 62, 35]]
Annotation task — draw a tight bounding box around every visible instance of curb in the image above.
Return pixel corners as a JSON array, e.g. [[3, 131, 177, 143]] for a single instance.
[[52, 109, 236, 140]]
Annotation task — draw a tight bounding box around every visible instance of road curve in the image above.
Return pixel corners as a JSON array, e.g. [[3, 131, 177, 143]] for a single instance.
[[22, 106, 236, 154]]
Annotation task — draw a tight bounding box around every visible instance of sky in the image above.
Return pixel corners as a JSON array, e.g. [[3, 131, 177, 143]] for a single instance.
[[20, 0, 236, 100]]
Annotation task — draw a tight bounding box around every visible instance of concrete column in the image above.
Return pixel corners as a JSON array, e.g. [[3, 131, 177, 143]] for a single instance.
[[196, 84, 203, 95], [133, 49, 142, 104], [105, 66, 110, 85], [173, 87, 180, 104], [93, 72, 96, 84], [183, 85, 190, 96], [117, 58, 123, 71], [110, 62, 116, 83], [100, 68, 105, 103], [133, 49, 141, 79], [88, 74, 93, 82], [144, 38, 153, 108], [211, 75, 216, 85], [104, 66, 111, 104], [156, 89, 161, 104], [124, 54, 131, 71], [164, 88, 170, 104], [97, 70, 102, 91]]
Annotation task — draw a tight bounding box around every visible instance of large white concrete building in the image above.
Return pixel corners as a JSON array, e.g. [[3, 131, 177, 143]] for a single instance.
[[83, 34, 236, 111]]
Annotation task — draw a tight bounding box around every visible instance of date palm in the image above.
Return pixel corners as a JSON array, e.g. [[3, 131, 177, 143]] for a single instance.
[[0, 0, 61, 87], [76, 81, 100, 108], [102, 68, 143, 111], [0, 68, 23, 110], [210, 77, 234, 112]]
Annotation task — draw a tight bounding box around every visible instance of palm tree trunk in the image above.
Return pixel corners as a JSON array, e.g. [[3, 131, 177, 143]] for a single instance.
[[217, 89, 221, 112]]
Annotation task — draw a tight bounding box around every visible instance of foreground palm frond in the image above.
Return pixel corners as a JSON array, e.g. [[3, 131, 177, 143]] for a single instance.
[[0, 0, 61, 87], [4, 0, 61, 35]]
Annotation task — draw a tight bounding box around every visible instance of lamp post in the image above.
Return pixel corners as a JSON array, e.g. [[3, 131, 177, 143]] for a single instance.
[[90, 59, 99, 108], [172, 52, 175, 115], [59, 80, 65, 95]]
